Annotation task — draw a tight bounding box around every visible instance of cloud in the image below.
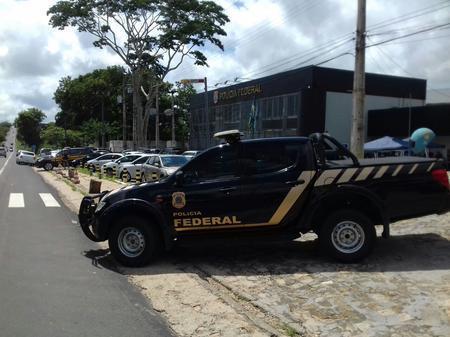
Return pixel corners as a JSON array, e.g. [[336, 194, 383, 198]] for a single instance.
[[0, 0, 448, 125]]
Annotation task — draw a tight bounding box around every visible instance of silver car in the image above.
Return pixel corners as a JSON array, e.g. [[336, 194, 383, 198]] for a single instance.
[[87, 153, 123, 171], [142, 155, 189, 181], [117, 155, 152, 181], [16, 150, 36, 165], [0, 146, 6, 158], [102, 154, 143, 176]]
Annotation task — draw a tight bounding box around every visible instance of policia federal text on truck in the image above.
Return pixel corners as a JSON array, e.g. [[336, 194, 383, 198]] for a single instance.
[[79, 131, 450, 267]]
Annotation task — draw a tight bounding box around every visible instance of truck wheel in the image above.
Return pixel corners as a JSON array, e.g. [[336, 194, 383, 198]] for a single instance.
[[319, 210, 376, 263], [108, 216, 161, 267], [44, 162, 53, 171]]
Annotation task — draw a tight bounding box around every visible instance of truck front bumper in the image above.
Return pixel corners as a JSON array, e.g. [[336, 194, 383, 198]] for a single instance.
[[78, 193, 107, 242]]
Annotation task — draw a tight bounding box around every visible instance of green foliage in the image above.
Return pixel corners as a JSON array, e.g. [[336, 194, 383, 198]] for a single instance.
[[48, 0, 229, 73], [80, 118, 120, 145], [40, 123, 84, 148], [15, 108, 46, 147], [54, 66, 124, 130], [0, 121, 11, 144]]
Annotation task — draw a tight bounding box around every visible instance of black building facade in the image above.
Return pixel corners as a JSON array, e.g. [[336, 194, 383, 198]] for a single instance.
[[189, 66, 426, 149]]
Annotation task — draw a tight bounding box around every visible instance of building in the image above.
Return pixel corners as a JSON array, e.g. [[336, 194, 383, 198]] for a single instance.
[[189, 65, 426, 149]]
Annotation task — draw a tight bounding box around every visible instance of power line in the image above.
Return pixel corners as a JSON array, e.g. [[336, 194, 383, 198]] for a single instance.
[[366, 22, 450, 48]]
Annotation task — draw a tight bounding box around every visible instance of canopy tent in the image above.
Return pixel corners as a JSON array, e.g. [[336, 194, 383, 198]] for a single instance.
[[364, 136, 409, 152]]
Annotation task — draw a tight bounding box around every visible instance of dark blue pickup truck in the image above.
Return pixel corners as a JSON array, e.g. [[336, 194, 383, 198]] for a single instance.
[[79, 131, 449, 266]]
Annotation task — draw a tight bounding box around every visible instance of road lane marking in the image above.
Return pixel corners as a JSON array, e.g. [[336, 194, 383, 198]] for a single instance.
[[39, 193, 61, 207], [8, 193, 24, 208], [0, 152, 13, 176]]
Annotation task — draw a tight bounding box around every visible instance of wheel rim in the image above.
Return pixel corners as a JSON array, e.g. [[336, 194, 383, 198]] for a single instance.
[[117, 227, 145, 258], [45, 163, 52, 170], [331, 221, 365, 254]]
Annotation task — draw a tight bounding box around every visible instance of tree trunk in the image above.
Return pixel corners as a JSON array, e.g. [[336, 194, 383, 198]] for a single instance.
[[132, 69, 145, 149]]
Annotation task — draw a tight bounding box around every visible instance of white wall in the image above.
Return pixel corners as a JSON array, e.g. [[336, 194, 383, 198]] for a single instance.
[[325, 92, 424, 145]]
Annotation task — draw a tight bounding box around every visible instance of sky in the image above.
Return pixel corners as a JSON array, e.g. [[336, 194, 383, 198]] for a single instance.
[[0, 0, 449, 123]]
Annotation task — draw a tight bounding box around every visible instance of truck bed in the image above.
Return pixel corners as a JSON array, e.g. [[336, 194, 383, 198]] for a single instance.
[[327, 156, 437, 168]]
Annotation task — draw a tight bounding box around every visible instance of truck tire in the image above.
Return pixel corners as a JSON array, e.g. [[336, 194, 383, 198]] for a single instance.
[[44, 162, 53, 171], [319, 209, 376, 263], [108, 216, 161, 267]]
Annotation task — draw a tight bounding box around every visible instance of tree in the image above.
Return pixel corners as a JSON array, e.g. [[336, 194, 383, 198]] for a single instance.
[[0, 121, 12, 144], [54, 66, 124, 130], [48, 0, 229, 148], [15, 108, 46, 147]]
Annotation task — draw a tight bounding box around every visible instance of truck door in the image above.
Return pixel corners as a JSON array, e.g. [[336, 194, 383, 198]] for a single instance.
[[169, 144, 246, 232], [237, 140, 315, 227]]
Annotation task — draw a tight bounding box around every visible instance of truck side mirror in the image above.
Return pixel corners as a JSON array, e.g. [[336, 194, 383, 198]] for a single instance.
[[174, 170, 184, 186]]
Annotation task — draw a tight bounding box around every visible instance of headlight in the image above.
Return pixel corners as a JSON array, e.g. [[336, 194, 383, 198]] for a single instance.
[[95, 201, 107, 213]]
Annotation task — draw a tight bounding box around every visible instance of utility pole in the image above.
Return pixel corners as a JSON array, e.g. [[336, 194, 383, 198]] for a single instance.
[[350, 0, 366, 159], [155, 85, 160, 150], [122, 74, 127, 150], [204, 77, 209, 149], [101, 97, 105, 148], [171, 90, 176, 146]]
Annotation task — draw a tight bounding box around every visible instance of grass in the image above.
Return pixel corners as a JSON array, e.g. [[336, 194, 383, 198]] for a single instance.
[[282, 324, 301, 337]]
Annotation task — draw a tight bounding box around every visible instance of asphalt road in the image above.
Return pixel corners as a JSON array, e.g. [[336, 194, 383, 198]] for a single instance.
[[0, 128, 173, 337]]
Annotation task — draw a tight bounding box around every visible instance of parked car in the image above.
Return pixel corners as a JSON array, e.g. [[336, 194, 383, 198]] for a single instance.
[[0, 146, 6, 158], [86, 153, 123, 171], [71, 150, 109, 167], [161, 147, 183, 154], [102, 154, 144, 176], [142, 154, 189, 181], [117, 155, 152, 181], [122, 151, 145, 156], [39, 148, 52, 159], [182, 150, 200, 160], [16, 151, 36, 165], [36, 147, 94, 170]]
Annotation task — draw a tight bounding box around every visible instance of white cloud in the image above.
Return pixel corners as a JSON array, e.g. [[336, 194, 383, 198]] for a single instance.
[[0, 0, 448, 124]]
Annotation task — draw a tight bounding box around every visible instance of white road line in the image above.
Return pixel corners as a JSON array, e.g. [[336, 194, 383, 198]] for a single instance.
[[39, 193, 61, 208], [0, 152, 13, 176], [8, 193, 24, 208]]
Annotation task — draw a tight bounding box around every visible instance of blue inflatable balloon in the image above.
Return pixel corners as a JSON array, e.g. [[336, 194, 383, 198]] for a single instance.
[[410, 128, 435, 154]]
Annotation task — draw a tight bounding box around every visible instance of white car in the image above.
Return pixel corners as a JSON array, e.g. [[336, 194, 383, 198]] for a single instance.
[[117, 155, 152, 181], [182, 150, 200, 160], [16, 150, 36, 165], [87, 153, 123, 170], [142, 155, 189, 181], [102, 154, 144, 176]]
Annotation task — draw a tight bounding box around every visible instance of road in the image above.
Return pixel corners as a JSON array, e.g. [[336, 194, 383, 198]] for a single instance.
[[0, 128, 173, 337]]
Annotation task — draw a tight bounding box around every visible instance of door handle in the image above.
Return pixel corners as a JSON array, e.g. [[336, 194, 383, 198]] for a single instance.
[[286, 179, 305, 186], [219, 187, 237, 193]]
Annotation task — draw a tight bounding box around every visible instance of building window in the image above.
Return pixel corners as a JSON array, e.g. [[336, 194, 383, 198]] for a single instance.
[[287, 94, 299, 117]]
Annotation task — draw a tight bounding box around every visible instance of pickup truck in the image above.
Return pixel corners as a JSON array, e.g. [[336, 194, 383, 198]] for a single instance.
[[79, 131, 450, 266]]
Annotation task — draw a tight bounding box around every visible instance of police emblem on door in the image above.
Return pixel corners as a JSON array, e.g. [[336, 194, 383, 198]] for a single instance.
[[172, 192, 186, 209]]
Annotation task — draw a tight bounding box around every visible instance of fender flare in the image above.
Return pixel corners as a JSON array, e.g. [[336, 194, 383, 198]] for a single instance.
[[98, 198, 174, 250], [300, 184, 389, 230]]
